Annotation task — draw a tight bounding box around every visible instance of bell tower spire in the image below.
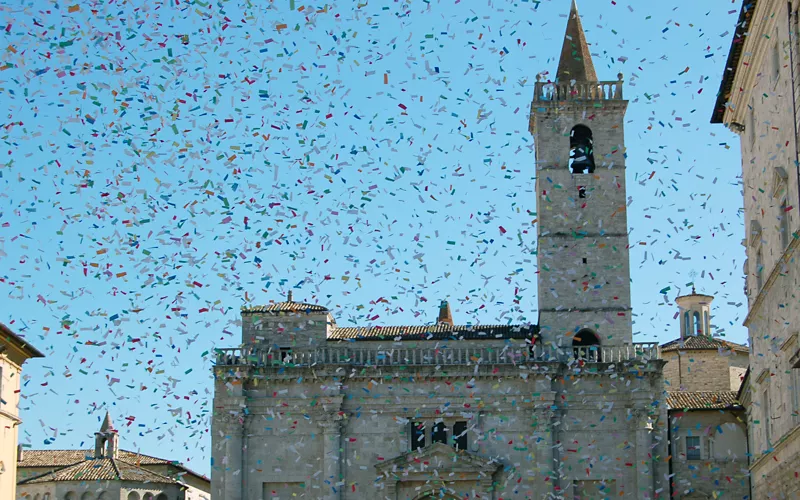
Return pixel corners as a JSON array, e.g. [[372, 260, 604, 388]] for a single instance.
[[557, 0, 597, 83], [530, 3, 630, 350]]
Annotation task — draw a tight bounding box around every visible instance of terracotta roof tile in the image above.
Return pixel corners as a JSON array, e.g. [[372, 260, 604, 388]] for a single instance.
[[19, 449, 172, 468], [328, 324, 537, 341], [18, 449, 208, 484], [667, 391, 742, 411], [19, 457, 180, 485], [660, 335, 748, 353], [241, 302, 328, 314]]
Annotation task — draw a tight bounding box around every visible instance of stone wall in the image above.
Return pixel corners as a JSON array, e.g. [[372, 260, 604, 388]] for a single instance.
[[669, 410, 749, 499], [212, 353, 669, 500], [715, 0, 800, 498], [662, 350, 746, 392], [532, 103, 634, 349]]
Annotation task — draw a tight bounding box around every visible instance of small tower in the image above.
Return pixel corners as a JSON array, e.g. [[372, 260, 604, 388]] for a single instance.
[[675, 287, 714, 338], [94, 411, 119, 459], [437, 300, 454, 326], [531, 0, 630, 348]]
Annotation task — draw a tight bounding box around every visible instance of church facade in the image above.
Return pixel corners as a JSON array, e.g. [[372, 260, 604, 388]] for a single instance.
[[212, 3, 670, 499]]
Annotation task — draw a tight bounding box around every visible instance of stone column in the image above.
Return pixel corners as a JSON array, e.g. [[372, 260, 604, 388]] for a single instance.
[[634, 408, 654, 499], [320, 418, 343, 500]]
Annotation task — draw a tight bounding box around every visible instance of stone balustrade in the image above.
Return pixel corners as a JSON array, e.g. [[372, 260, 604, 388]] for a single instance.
[[533, 79, 623, 102], [214, 342, 660, 368]]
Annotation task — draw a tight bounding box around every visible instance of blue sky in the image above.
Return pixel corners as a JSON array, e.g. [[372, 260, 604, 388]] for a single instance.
[[0, 0, 747, 476]]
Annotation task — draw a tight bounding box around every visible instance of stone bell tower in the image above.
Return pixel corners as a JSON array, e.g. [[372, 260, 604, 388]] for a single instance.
[[530, 0, 631, 349]]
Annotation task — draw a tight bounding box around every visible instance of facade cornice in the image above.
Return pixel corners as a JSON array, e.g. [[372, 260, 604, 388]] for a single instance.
[[749, 421, 800, 473], [722, 0, 777, 127]]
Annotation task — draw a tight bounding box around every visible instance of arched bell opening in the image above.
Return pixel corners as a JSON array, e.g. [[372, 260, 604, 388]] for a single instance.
[[572, 328, 601, 362], [569, 125, 595, 174]]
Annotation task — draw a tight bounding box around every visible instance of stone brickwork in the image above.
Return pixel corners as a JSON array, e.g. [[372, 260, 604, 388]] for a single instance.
[[712, 0, 800, 498], [662, 350, 747, 392]]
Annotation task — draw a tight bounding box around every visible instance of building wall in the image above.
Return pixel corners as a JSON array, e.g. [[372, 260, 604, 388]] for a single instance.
[[662, 350, 748, 392], [532, 102, 634, 349], [16, 480, 186, 499], [669, 410, 749, 499], [716, 0, 800, 498], [1, 355, 23, 500], [212, 345, 670, 500]]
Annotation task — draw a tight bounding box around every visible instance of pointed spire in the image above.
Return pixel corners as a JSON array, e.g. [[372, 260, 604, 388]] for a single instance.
[[556, 0, 598, 83], [437, 300, 453, 326], [100, 411, 114, 432]]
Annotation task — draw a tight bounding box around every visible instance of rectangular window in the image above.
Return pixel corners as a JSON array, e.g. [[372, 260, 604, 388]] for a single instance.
[[773, 40, 781, 80], [431, 421, 447, 444], [792, 368, 800, 426], [781, 199, 791, 248], [763, 390, 772, 443], [452, 421, 468, 451], [686, 436, 701, 460], [411, 422, 426, 451]]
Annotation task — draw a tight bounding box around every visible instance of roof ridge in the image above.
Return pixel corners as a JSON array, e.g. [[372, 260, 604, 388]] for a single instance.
[[115, 457, 183, 484]]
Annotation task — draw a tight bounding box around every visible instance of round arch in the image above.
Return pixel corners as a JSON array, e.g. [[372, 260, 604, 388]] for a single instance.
[[569, 124, 595, 174], [572, 328, 601, 362]]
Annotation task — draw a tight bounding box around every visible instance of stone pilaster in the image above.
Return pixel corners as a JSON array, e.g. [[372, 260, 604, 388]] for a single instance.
[[223, 413, 245, 500], [320, 417, 343, 500], [634, 408, 654, 499]]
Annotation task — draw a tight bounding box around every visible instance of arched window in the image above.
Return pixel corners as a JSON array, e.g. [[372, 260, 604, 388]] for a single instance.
[[569, 125, 595, 174], [127, 493, 141, 500], [65, 493, 78, 500], [143, 493, 155, 500], [693, 311, 702, 335], [97, 493, 110, 500], [756, 250, 764, 291], [572, 329, 601, 362], [703, 311, 709, 336], [81, 492, 95, 500], [683, 312, 690, 337]]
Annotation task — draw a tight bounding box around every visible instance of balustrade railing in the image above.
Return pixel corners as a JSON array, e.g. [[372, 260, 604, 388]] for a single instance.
[[533, 78, 623, 102], [214, 342, 660, 368]]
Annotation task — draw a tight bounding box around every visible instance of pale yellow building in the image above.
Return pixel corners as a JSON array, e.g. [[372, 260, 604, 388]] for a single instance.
[[0, 323, 44, 500], [711, 0, 800, 496]]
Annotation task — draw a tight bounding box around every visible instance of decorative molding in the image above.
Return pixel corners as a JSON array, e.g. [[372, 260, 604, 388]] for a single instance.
[[779, 332, 798, 353], [744, 235, 799, 327]]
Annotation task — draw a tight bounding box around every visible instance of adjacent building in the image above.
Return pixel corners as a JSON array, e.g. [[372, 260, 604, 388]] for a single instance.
[[1, 322, 44, 500], [16, 414, 210, 500], [659, 290, 751, 499], [711, 0, 800, 497], [212, 3, 672, 499]]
